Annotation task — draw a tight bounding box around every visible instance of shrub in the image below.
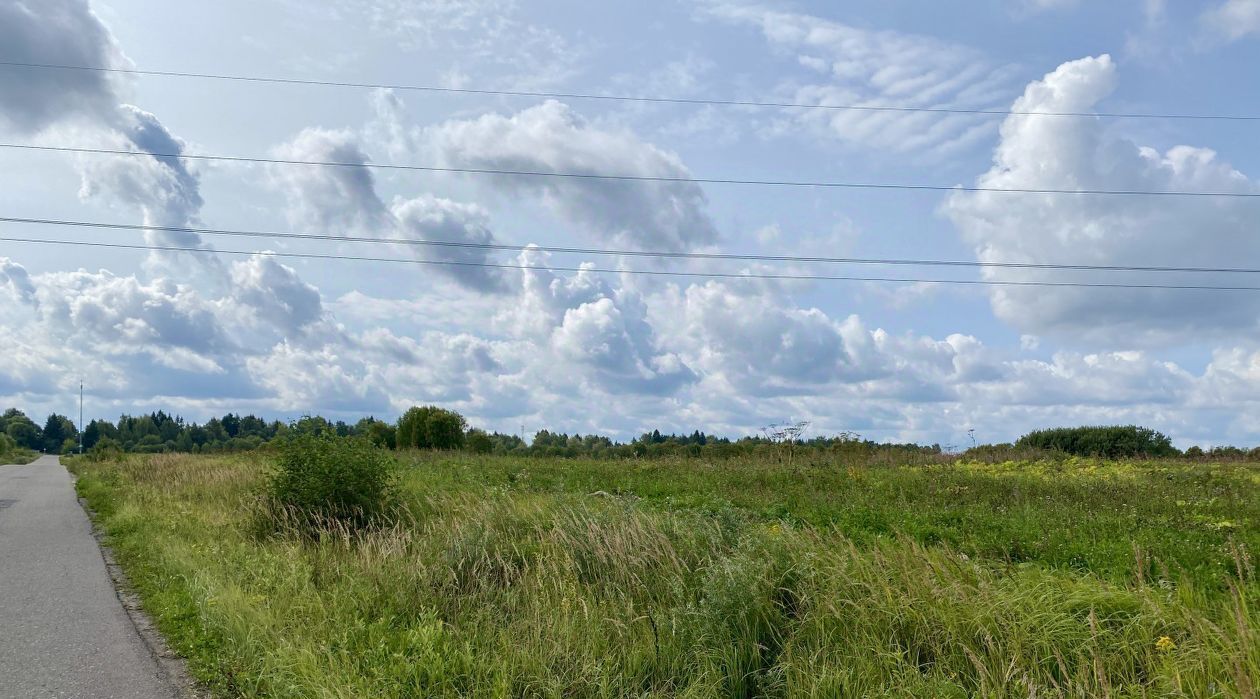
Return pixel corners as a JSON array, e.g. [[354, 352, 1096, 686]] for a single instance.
[[466, 428, 493, 454], [266, 433, 396, 529], [364, 421, 396, 450], [89, 437, 125, 462], [1015, 425, 1177, 458], [961, 442, 1059, 462]]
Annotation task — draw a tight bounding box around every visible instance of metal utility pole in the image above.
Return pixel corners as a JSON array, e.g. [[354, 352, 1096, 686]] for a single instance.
[[79, 381, 84, 454]]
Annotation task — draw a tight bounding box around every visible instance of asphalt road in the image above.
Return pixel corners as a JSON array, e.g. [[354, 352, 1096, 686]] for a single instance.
[[0, 456, 177, 698]]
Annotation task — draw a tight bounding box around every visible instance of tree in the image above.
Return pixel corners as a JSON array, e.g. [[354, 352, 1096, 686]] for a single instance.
[[5, 416, 41, 450], [1015, 425, 1177, 458], [82, 419, 118, 450], [42, 414, 77, 454], [466, 429, 493, 454], [395, 406, 467, 450], [221, 413, 240, 438], [364, 421, 396, 450]]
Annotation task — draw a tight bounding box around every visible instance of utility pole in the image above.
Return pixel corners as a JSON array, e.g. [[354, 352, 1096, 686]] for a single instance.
[[79, 381, 84, 454]]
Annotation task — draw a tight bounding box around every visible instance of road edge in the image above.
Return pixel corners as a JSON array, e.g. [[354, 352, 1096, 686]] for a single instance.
[[74, 490, 208, 699]]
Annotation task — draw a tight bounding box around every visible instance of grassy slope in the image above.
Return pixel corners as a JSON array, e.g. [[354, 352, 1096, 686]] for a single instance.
[[71, 453, 1259, 698]]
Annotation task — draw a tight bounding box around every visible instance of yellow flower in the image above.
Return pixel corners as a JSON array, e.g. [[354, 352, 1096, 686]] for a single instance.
[[1155, 636, 1177, 653]]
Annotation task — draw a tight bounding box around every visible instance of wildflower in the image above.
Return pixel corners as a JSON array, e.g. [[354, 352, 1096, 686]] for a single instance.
[[1155, 636, 1177, 653]]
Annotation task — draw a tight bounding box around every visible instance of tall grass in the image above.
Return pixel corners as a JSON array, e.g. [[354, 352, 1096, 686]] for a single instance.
[[71, 452, 1258, 697]]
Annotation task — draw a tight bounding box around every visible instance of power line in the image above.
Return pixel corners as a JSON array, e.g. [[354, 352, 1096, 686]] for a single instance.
[[6, 214, 1260, 275], [5, 234, 1260, 291], [5, 143, 1259, 198], [1, 59, 1256, 123]]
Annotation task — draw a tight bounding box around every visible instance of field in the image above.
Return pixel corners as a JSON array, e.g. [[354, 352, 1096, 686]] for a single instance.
[[70, 451, 1259, 697]]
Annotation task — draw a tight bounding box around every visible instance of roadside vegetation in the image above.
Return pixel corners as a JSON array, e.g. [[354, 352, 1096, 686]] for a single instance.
[[69, 437, 1258, 697], [0, 432, 37, 464]]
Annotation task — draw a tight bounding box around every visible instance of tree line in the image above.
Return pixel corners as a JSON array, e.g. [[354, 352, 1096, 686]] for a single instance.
[[3, 405, 1251, 461]]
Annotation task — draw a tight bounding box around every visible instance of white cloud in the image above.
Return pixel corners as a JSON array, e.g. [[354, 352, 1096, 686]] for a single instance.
[[269, 127, 510, 292], [0, 1, 216, 276], [0, 0, 125, 134], [658, 279, 881, 396], [32, 269, 230, 358], [0, 258, 36, 304], [269, 128, 389, 235], [946, 55, 1260, 345], [323, 0, 582, 89], [390, 196, 509, 292], [1199, 0, 1260, 43], [246, 341, 392, 413], [552, 297, 696, 394], [498, 250, 696, 395], [429, 100, 720, 251], [228, 256, 325, 337], [702, 2, 1016, 155]]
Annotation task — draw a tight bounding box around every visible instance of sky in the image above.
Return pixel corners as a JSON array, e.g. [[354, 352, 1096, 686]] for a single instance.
[[2, 0, 1260, 447]]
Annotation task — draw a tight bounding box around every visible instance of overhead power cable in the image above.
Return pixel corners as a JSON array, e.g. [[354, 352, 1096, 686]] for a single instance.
[[5, 214, 1260, 275], [5, 234, 1260, 291], [0, 59, 1256, 122], [4, 143, 1258, 198]]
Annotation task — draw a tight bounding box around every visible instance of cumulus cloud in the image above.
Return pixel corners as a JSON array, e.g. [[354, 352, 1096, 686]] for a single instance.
[[79, 106, 204, 230], [1199, 0, 1260, 43], [228, 256, 325, 336], [0, 0, 125, 134], [0, 257, 36, 304], [502, 251, 696, 394], [246, 341, 392, 413], [390, 196, 509, 291], [946, 54, 1260, 345], [429, 100, 720, 252], [28, 268, 233, 377], [72, 104, 221, 278], [269, 128, 389, 235], [702, 2, 1016, 155], [659, 280, 881, 396], [0, 0, 215, 270], [269, 128, 510, 292]]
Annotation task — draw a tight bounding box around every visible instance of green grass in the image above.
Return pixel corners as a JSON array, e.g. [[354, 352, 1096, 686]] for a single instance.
[[70, 452, 1259, 697], [0, 447, 39, 464]]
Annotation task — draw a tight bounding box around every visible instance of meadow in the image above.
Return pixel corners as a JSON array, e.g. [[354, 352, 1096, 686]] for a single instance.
[[70, 450, 1259, 697]]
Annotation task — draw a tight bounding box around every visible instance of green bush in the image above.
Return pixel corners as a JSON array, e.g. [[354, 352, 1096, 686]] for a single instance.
[[364, 421, 396, 450], [396, 406, 467, 450], [465, 428, 493, 454], [266, 433, 396, 529], [1015, 425, 1177, 458], [89, 437, 125, 462]]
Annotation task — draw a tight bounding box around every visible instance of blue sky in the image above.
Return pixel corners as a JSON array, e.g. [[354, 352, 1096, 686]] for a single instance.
[[2, 0, 1260, 447]]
